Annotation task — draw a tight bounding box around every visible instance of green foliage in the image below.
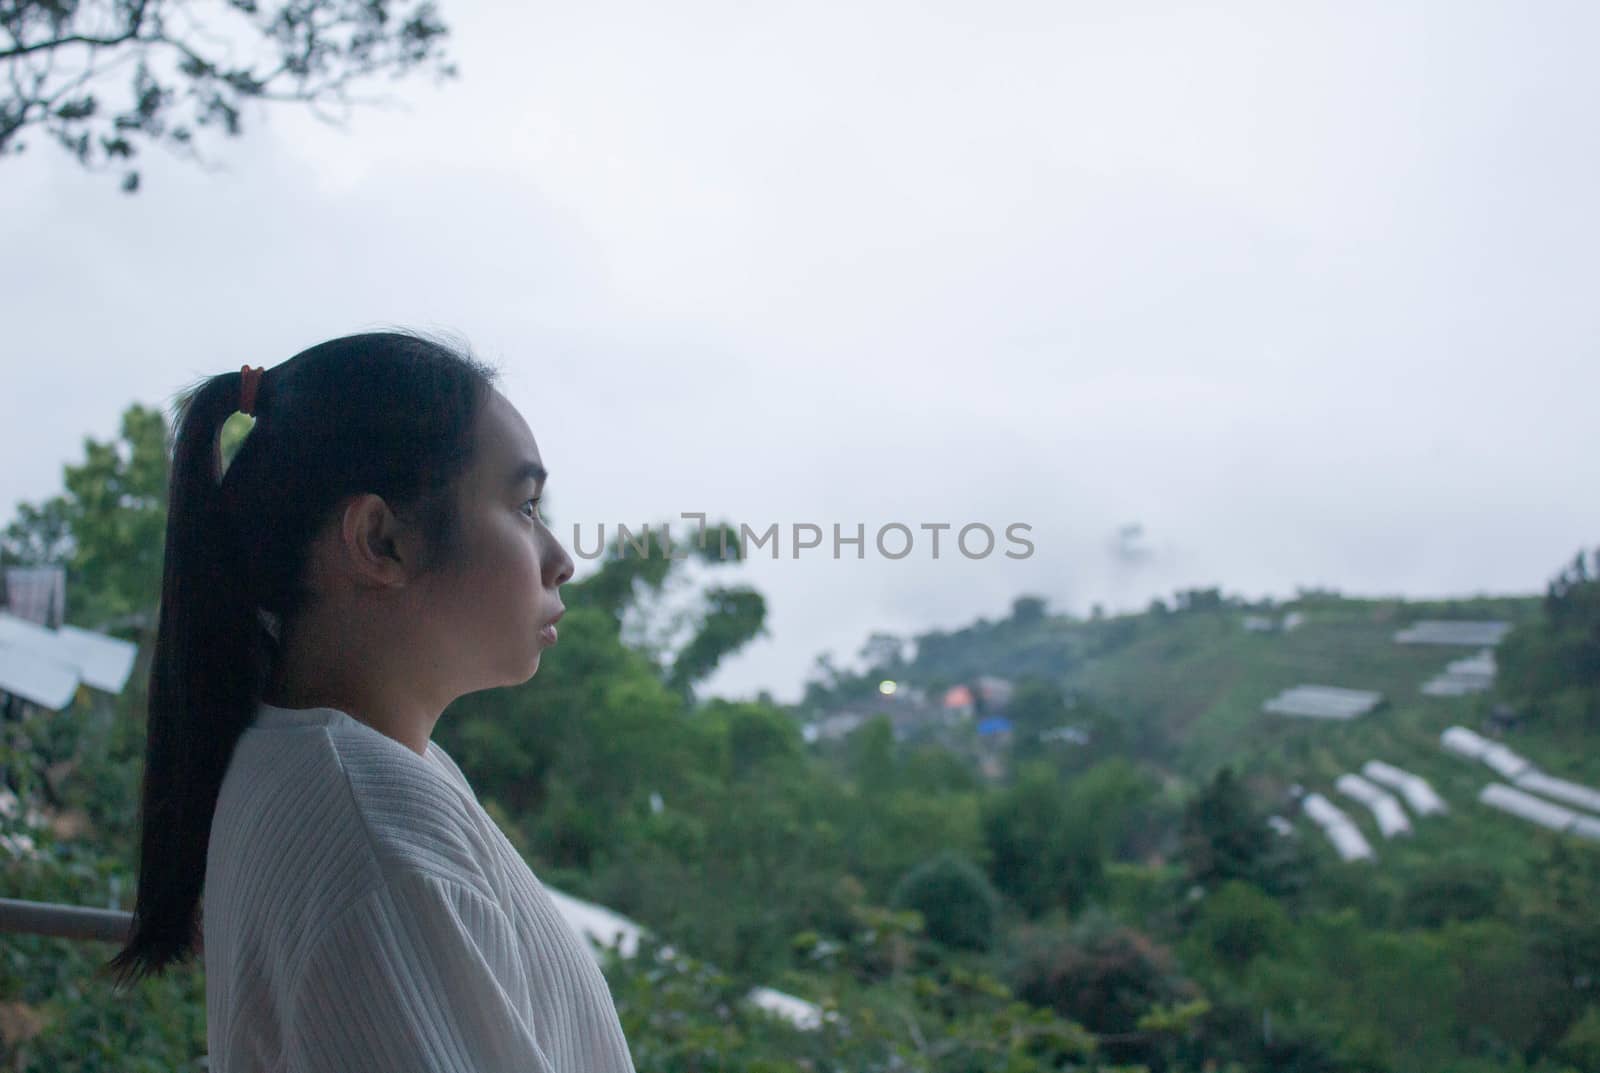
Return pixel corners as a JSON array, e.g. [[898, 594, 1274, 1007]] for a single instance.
[[981, 759, 1155, 920], [1006, 908, 1200, 1068], [1005, 677, 1071, 739], [1499, 547, 1600, 733], [599, 887, 1101, 1073], [843, 715, 897, 795], [889, 851, 1000, 953], [1010, 595, 1048, 626], [1179, 767, 1309, 899], [0, 784, 204, 1070], [11, 403, 1600, 1072], [1554, 1006, 1600, 1072], [1397, 855, 1505, 928], [706, 699, 805, 782], [2, 403, 169, 630], [666, 584, 769, 695], [983, 762, 1100, 917], [1184, 881, 1290, 973]]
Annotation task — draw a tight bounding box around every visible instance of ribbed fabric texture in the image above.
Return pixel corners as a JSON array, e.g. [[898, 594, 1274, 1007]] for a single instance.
[[203, 701, 637, 1073]]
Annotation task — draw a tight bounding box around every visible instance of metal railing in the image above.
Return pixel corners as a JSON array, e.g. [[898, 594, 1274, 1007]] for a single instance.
[[0, 896, 133, 943]]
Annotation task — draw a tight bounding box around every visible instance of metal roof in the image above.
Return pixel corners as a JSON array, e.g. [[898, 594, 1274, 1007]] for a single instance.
[[0, 610, 138, 710]]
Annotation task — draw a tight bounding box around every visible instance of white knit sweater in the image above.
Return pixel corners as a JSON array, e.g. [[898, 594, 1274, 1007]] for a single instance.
[[202, 701, 637, 1072]]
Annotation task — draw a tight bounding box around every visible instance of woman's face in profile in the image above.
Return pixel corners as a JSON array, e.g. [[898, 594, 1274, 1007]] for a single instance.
[[420, 388, 574, 692]]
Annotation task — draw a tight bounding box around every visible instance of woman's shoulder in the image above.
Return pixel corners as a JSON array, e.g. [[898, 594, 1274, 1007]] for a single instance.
[[322, 719, 498, 894]]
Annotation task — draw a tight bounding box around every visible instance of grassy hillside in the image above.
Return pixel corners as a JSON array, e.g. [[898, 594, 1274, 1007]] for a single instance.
[[895, 589, 1600, 881]]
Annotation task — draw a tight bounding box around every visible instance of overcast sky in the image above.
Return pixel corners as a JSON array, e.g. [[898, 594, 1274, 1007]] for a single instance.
[[3, 1, 1598, 703]]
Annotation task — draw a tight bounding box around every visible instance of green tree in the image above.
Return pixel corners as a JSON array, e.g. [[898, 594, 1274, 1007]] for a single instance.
[[2, 403, 169, 631], [1184, 880, 1290, 973], [855, 630, 907, 675], [1009, 594, 1047, 626], [1397, 856, 1505, 929], [664, 584, 767, 697], [1008, 908, 1201, 1068], [982, 759, 1148, 918], [1180, 767, 1309, 899], [889, 850, 1000, 953], [1499, 546, 1600, 732]]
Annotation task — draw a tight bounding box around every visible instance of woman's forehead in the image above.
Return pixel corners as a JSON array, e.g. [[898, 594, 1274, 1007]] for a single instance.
[[478, 390, 541, 474]]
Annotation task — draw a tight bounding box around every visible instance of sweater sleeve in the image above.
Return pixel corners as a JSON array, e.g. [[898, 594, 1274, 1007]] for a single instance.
[[285, 869, 556, 1073]]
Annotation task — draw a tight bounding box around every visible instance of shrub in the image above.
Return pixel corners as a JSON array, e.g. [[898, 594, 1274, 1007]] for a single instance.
[[889, 850, 999, 953]]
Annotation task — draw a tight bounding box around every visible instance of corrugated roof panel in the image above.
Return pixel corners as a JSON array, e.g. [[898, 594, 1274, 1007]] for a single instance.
[[0, 644, 80, 709], [0, 612, 137, 696], [52, 624, 137, 693]]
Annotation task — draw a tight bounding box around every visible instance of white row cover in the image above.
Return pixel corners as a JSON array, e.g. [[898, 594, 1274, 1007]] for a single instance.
[[1422, 648, 1497, 696], [1301, 793, 1376, 861], [1478, 783, 1600, 842], [1263, 685, 1384, 720], [1447, 650, 1497, 678], [1442, 726, 1600, 820], [1422, 676, 1493, 697], [1440, 726, 1532, 779], [1514, 771, 1600, 815], [1335, 774, 1413, 838], [1362, 760, 1449, 816], [1394, 620, 1512, 647]]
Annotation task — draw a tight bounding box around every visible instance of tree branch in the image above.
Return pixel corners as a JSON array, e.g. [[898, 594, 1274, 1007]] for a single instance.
[[1, 0, 453, 187], [0, 29, 142, 62]]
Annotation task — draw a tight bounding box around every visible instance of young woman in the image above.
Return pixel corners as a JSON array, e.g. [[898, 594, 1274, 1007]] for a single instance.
[[101, 331, 636, 1072]]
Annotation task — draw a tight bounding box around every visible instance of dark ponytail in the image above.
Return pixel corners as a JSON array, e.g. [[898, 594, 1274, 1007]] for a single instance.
[[100, 330, 498, 987]]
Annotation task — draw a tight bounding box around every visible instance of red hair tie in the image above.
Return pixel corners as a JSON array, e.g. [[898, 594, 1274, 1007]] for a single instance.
[[239, 365, 264, 416]]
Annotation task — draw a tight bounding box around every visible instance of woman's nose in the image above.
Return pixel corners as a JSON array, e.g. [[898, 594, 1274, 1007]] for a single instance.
[[548, 542, 575, 587]]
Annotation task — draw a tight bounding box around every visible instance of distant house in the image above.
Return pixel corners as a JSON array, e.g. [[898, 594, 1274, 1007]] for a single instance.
[[942, 684, 976, 718], [806, 680, 954, 745], [801, 711, 867, 744], [938, 676, 1015, 720], [3, 568, 65, 629], [974, 675, 1015, 712], [1039, 724, 1090, 746]]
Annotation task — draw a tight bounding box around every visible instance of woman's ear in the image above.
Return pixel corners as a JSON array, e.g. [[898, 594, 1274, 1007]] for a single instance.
[[337, 493, 412, 589]]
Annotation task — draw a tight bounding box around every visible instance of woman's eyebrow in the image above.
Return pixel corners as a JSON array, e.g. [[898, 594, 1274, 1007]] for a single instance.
[[509, 460, 548, 487]]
